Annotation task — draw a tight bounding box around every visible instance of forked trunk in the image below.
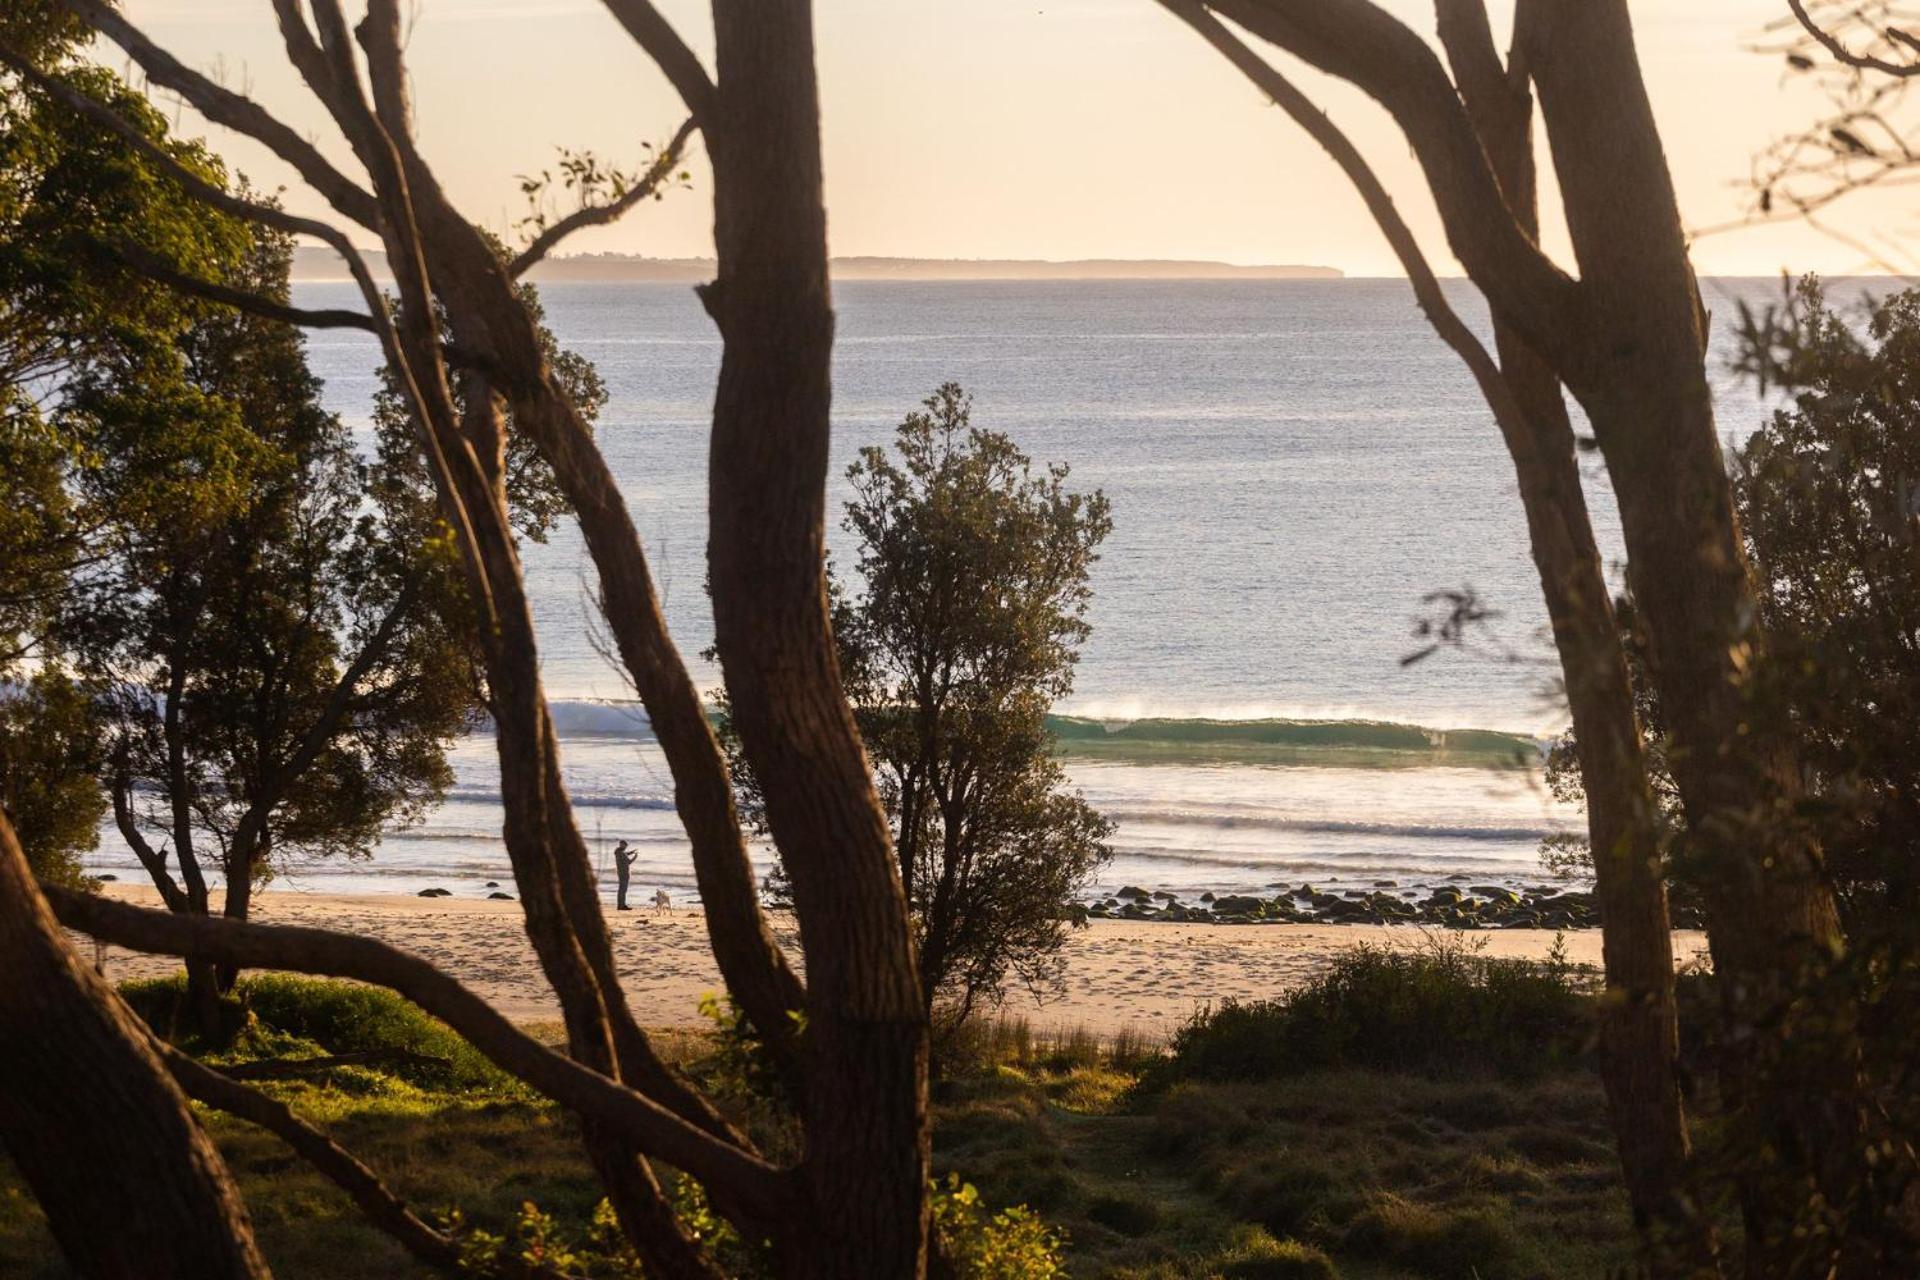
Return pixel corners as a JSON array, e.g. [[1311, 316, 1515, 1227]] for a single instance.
[[0, 809, 270, 1280], [1520, 2, 1854, 1262], [1432, 9, 1716, 1263]]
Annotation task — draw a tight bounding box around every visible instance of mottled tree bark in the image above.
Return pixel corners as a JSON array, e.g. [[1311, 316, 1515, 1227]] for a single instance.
[[0, 809, 270, 1280]]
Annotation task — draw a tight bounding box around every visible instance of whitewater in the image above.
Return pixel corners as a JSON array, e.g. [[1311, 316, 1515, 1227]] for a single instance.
[[86, 277, 1783, 903]]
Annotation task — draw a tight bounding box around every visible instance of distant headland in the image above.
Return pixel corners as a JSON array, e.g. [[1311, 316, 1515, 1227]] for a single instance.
[[290, 246, 1342, 283]]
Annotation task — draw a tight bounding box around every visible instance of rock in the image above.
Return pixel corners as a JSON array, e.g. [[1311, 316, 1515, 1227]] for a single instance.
[[486, 881, 500, 888], [97, 874, 118, 882], [1199, 891, 1216, 903], [1153, 891, 1179, 903], [1373, 879, 1397, 888], [488, 891, 514, 901], [1117, 885, 1152, 901], [1427, 886, 1464, 906], [1211, 894, 1266, 915], [417, 888, 452, 898], [1342, 889, 1366, 899]]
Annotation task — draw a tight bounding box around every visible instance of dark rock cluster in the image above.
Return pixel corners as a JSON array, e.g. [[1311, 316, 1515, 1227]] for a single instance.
[[1081, 880, 1703, 929]]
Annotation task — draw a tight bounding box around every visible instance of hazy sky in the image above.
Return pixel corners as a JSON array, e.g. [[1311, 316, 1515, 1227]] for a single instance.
[[115, 1, 1915, 277]]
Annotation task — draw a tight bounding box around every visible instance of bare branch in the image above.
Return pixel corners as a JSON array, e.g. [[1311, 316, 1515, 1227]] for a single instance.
[[47, 887, 796, 1225], [103, 241, 375, 331], [1199, 0, 1581, 365], [510, 117, 698, 278], [58, 0, 380, 228], [597, 0, 717, 125], [155, 1043, 468, 1274], [1158, 1, 1537, 465], [1787, 0, 1920, 77]]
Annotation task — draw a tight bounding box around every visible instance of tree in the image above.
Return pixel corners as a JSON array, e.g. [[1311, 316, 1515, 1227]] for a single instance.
[[1736, 281, 1920, 928], [0, 16, 249, 896], [1553, 279, 1920, 1269], [7, 0, 931, 1273], [1158, 2, 1858, 1267], [1156, 3, 1711, 1268], [62, 222, 477, 1019], [746, 383, 1114, 1027], [0, 668, 103, 886]]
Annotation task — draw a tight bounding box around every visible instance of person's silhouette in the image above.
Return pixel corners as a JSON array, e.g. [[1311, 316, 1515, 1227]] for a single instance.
[[613, 840, 637, 911]]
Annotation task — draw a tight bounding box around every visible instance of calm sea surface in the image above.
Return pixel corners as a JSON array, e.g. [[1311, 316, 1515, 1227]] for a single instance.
[[87, 277, 1792, 902]]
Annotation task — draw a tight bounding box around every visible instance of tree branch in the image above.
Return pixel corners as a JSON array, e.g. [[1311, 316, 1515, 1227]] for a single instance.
[[46, 888, 796, 1226], [510, 116, 698, 279], [1787, 0, 1920, 78], [155, 1042, 468, 1274], [596, 0, 717, 126], [57, 0, 381, 228], [102, 241, 375, 331], [1157, 1, 1540, 468], [1197, 0, 1582, 365]]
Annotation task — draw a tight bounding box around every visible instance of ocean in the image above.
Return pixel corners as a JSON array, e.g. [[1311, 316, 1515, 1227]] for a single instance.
[[87, 277, 1788, 904]]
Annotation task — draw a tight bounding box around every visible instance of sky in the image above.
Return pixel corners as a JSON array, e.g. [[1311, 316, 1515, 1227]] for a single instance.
[[111, 0, 1918, 278]]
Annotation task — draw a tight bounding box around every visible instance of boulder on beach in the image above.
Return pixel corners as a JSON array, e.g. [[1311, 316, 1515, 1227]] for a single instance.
[[417, 888, 452, 898], [488, 892, 514, 901], [1117, 885, 1152, 900]]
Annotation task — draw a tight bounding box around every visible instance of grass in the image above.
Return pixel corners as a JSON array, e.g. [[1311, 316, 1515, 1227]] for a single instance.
[[0, 952, 1643, 1278]]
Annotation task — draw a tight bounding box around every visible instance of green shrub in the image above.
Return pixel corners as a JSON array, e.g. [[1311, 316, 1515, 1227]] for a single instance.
[[1147, 940, 1588, 1086], [932, 1175, 1069, 1279], [120, 973, 511, 1093]]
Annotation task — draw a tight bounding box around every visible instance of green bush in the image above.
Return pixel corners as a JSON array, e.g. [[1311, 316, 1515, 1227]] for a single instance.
[[932, 1174, 1069, 1279], [120, 972, 511, 1093], [1147, 941, 1588, 1086]]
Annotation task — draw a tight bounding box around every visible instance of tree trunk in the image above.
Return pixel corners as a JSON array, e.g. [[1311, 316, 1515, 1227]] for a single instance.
[[0, 808, 270, 1280], [1518, 4, 1853, 1265], [704, 3, 931, 1273], [1431, 8, 1716, 1267]]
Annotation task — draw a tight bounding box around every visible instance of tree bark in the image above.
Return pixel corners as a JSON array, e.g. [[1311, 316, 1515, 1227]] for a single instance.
[[704, 3, 931, 1274], [1432, 6, 1716, 1269], [0, 810, 270, 1280], [1513, 21, 1860, 1265]]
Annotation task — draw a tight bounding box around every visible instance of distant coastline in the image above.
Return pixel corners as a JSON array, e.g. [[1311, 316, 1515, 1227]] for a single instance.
[[290, 246, 1342, 283]]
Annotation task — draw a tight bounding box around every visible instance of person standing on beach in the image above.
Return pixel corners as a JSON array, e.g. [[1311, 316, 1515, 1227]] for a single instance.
[[613, 840, 637, 911]]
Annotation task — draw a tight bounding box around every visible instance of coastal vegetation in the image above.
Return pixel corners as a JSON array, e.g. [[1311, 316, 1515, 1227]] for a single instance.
[[0, 944, 1657, 1279], [0, 0, 1916, 1277], [722, 382, 1114, 1030]]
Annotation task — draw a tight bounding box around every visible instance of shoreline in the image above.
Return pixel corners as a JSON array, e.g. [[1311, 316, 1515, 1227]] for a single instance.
[[79, 886, 1711, 1037]]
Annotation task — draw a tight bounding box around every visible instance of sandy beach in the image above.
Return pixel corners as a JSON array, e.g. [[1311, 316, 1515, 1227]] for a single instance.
[[80, 885, 1711, 1038]]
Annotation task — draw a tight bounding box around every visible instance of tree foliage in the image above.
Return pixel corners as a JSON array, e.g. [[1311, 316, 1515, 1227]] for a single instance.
[[68, 224, 479, 908], [0, 28, 251, 881], [834, 384, 1114, 1024]]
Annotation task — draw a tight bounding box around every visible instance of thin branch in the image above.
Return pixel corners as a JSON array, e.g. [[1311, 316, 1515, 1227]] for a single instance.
[[103, 241, 376, 332], [1787, 0, 1920, 77], [47, 887, 796, 1226], [1157, 1, 1539, 465], [510, 116, 698, 279], [596, 0, 717, 125], [58, 0, 381, 228], [1199, 0, 1582, 365], [155, 1043, 468, 1275]]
